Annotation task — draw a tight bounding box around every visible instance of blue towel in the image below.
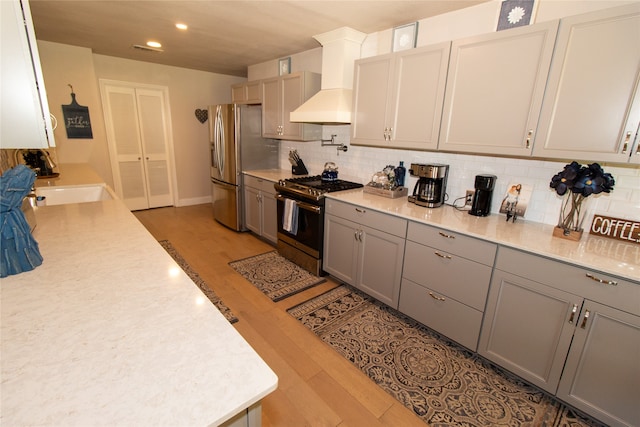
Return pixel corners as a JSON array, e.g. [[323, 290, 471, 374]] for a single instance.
[[0, 165, 43, 277], [283, 198, 299, 235]]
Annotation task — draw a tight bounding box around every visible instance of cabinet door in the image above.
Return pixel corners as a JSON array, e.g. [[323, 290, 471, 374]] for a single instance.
[[261, 77, 280, 138], [351, 54, 395, 145], [280, 74, 304, 140], [391, 43, 450, 150], [323, 214, 359, 285], [439, 21, 558, 156], [231, 83, 245, 104], [1, 0, 55, 148], [557, 302, 640, 427], [243, 186, 261, 235], [261, 190, 277, 244], [534, 4, 640, 163], [357, 224, 405, 309], [478, 269, 581, 394]]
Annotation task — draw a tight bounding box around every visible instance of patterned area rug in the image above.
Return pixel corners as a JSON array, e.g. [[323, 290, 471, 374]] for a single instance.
[[229, 251, 325, 301], [288, 285, 604, 427], [159, 240, 238, 324]]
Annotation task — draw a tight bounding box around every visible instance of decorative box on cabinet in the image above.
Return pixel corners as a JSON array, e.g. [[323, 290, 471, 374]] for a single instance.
[[243, 175, 277, 244], [1, 0, 55, 148], [479, 246, 639, 427], [398, 221, 497, 351], [351, 42, 450, 150], [261, 72, 321, 141], [231, 81, 261, 104], [533, 3, 640, 164], [323, 199, 407, 308], [438, 20, 558, 156]]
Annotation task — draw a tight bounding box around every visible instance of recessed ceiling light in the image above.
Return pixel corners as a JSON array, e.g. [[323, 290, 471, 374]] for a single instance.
[[147, 41, 162, 48], [176, 23, 188, 30]]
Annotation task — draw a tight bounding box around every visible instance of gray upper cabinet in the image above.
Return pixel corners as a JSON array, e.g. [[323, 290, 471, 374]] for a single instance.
[[231, 81, 261, 105], [351, 42, 451, 150], [1, 0, 55, 149], [533, 3, 640, 164], [438, 20, 558, 156], [261, 71, 321, 141]]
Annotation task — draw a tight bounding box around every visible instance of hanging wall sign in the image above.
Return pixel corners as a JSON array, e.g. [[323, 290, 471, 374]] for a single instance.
[[62, 85, 93, 139]]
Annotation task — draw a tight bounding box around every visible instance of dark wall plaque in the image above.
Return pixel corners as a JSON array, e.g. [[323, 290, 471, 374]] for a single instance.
[[62, 93, 93, 139]]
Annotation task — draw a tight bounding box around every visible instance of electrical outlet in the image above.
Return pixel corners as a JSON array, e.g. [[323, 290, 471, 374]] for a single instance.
[[465, 190, 474, 206]]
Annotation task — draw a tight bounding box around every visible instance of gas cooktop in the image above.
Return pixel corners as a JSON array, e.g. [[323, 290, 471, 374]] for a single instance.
[[275, 175, 363, 202]]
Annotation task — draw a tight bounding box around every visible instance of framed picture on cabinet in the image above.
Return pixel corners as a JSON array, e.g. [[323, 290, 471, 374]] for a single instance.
[[392, 22, 418, 52], [497, 0, 537, 31], [278, 57, 291, 76]]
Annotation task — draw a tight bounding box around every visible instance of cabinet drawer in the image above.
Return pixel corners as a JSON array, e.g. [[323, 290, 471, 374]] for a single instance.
[[496, 246, 640, 316], [399, 278, 483, 351], [326, 199, 407, 238], [407, 221, 497, 266], [403, 240, 491, 311], [244, 175, 275, 194]]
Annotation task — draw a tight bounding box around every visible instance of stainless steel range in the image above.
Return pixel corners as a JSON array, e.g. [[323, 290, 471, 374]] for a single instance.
[[274, 175, 363, 276]]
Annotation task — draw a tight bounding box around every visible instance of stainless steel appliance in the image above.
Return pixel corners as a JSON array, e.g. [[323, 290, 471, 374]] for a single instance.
[[274, 175, 363, 276], [408, 163, 449, 208], [209, 104, 278, 230], [469, 174, 497, 217]]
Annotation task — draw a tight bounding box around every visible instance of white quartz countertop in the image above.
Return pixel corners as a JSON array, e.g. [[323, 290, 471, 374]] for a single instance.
[[0, 200, 277, 426], [244, 169, 638, 282]]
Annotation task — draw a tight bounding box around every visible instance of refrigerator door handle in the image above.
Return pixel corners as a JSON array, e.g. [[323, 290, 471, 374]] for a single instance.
[[215, 106, 225, 174]]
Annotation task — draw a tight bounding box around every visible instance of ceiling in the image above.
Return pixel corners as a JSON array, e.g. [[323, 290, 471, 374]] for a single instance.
[[29, 0, 488, 77]]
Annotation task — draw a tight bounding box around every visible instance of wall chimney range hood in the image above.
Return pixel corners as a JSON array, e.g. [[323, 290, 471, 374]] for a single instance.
[[290, 27, 366, 124]]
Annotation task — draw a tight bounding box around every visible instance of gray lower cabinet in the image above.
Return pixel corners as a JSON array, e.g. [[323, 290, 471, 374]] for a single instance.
[[479, 246, 640, 427], [398, 221, 497, 351], [243, 175, 277, 244], [324, 199, 407, 308]]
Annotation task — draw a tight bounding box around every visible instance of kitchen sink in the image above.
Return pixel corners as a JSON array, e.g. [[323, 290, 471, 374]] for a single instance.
[[35, 184, 117, 206]]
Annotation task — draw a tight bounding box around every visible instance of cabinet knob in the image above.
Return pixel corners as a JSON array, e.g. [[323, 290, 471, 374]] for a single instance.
[[568, 304, 578, 324], [585, 273, 617, 286], [580, 309, 590, 329], [429, 292, 446, 302], [622, 131, 631, 154], [438, 231, 455, 239]]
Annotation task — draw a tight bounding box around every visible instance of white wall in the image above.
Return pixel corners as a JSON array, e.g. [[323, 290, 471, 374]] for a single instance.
[[248, 0, 640, 225]]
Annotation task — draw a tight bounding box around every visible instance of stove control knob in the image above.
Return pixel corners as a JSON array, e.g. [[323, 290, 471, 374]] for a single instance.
[[278, 180, 286, 186]]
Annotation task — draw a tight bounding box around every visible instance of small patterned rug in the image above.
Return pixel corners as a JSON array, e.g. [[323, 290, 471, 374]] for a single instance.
[[159, 240, 238, 324], [288, 285, 604, 427], [229, 251, 325, 301]]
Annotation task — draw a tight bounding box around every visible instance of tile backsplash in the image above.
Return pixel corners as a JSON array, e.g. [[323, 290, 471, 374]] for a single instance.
[[279, 125, 640, 226]]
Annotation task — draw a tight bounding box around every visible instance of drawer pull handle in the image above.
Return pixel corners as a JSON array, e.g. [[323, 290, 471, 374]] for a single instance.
[[438, 232, 455, 239], [434, 251, 452, 260], [568, 304, 578, 324], [585, 273, 617, 286], [429, 292, 446, 302], [355, 208, 366, 214], [580, 310, 590, 329]]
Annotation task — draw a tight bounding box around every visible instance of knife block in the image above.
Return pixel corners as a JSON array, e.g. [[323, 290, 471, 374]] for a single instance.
[[292, 160, 308, 175]]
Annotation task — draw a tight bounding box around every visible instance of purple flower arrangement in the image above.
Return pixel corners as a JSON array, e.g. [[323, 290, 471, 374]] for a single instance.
[[550, 162, 615, 234]]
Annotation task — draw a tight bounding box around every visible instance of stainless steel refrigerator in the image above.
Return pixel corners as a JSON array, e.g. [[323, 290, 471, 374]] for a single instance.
[[209, 104, 279, 230]]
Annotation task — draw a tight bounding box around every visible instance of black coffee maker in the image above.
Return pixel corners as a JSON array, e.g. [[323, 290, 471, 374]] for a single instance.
[[469, 174, 497, 216]]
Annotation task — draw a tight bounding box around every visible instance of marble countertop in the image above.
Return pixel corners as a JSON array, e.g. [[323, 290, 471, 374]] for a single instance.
[[0, 200, 277, 426], [244, 169, 638, 282]]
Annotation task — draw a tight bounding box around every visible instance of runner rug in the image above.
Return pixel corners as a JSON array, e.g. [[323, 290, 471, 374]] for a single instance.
[[229, 251, 325, 302], [159, 240, 238, 324], [288, 285, 603, 427]]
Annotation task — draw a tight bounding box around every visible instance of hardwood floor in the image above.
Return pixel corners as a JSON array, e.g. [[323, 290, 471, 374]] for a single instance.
[[134, 204, 424, 427]]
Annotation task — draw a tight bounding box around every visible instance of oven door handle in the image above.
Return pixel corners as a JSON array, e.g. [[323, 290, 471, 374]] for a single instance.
[[275, 194, 321, 213]]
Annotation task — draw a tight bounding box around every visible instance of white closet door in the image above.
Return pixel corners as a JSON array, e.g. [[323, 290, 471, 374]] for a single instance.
[[102, 85, 148, 210], [100, 81, 174, 210], [135, 89, 173, 208]]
